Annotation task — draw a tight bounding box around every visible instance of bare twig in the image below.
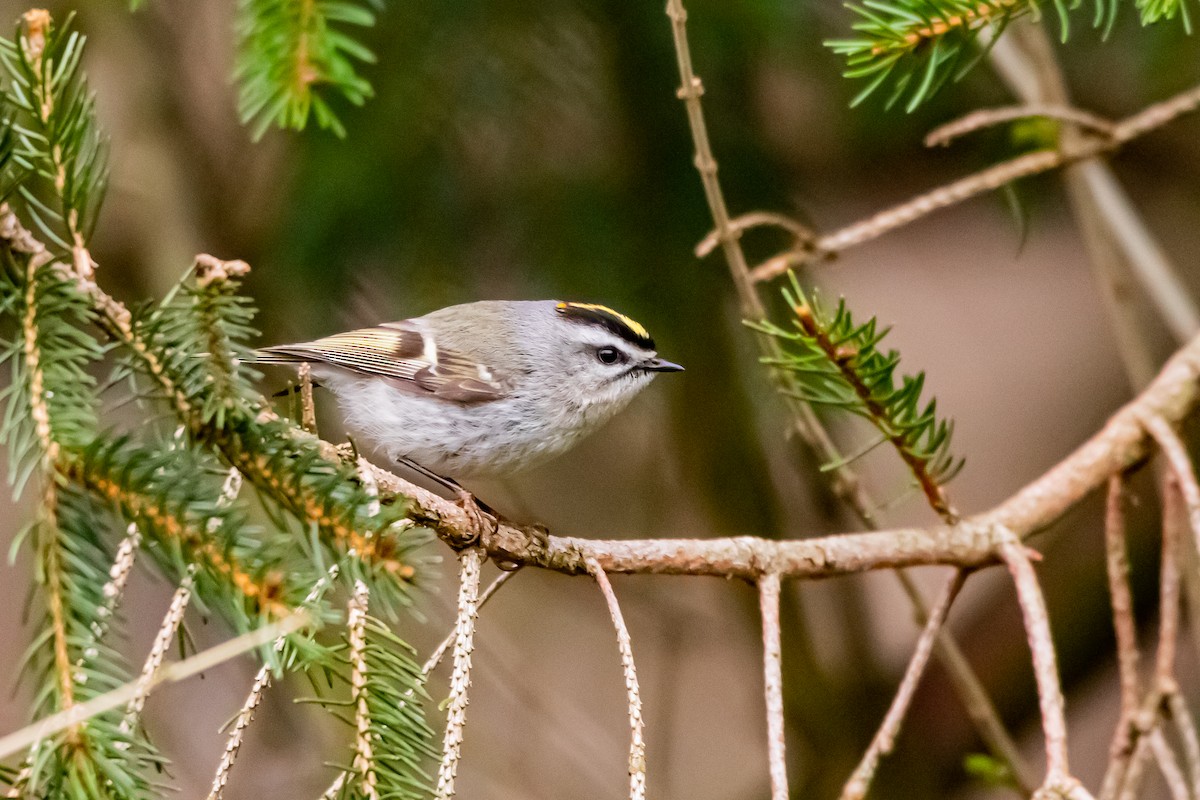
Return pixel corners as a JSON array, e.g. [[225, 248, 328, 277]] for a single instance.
[[925, 103, 1116, 147], [758, 573, 788, 800], [749, 81, 1200, 283], [119, 566, 197, 737], [0, 612, 311, 760], [423, 570, 517, 676], [996, 529, 1074, 790], [695, 211, 814, 259], [208, 567, 337, 800], [840, 571, 967, 800], [1149, 731, 1190, 800], [587, 558, 646, 800], [1143, 416, 1200, 561], [1099, 475, 1142, 800], [435, 548, 483, 800]]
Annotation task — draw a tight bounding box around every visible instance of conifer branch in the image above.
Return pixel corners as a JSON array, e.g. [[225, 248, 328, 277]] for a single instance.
[[207, 566, 339, 800], [753, 275, 962, 521], [235, 0, 380, 139]]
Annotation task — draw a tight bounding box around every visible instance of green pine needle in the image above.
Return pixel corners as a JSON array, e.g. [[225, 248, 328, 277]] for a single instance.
[[235, 0, 382, 139], [751, 273, 963, 518]]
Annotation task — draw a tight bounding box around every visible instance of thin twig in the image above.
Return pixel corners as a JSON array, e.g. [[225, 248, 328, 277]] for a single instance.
[[840, 571, 967, 800], [119, 566, 197, 737], [996, 529, 1073, 788], [924, 103, 1115, 148], [435, 548, 483, 800], [298, 362, 317, 435], [1099, 475, 1142, 800], [208, 567, 338, 800], [1143, 415, 1200, 561], [1149, 730, 1190, 800], [695, 211, 814, 259], [749, 81, 1200, 282], [758, 573, 788, 800], [1165, 692, 1200, 799], [587, 558, 646, 800], [423, 570, 517, 676], [0, 612, 311, 760]]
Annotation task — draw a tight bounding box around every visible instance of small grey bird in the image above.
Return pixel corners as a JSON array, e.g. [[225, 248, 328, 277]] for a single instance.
[[256, 300, 683, 479]]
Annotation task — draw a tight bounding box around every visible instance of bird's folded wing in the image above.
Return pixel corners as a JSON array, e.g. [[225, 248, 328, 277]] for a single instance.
[[255, 322, 507, 403]]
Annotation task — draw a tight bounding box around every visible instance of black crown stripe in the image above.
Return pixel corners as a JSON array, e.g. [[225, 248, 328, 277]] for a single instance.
[[555, 302, 655, 350]]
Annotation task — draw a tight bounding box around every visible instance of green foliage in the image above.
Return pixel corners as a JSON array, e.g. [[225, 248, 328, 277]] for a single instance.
[[964, 752, 1021, 789], [751, 273, 962, 516], [235, 0, 383, 139], [828, 0, 1192, 109], [0, 13, 435, 797], [19, 486, 166, 800], [321, 614, 436, 799], [0, 250, 103, 497], [0, 14, 108, 254]]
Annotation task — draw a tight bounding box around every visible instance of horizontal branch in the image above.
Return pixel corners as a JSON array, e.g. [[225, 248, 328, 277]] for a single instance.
[[354, 328, 1200, 579]]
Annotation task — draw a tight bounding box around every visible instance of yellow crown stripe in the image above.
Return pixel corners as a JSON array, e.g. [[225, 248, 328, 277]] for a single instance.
[[556, 302, 651, 341]]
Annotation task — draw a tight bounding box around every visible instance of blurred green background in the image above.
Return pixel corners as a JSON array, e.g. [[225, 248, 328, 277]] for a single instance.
[[2, 0, 1200, 797]]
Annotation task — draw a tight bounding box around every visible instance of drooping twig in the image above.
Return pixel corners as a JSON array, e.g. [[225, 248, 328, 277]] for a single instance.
[[0, 612, 311, 760], [423, 570, 517, 676], [1098, 475, 1142, 800], [840, 570, 967, 800], [1142, 416, 1200, 561], [119, 566, 197, 737], [435, 548, 483, 800], [587, 558, 646, 800], [758, 573, 787, 800], [1148, 731, 1190, 800], [995, 529, 1087, 797], [207, 566, 338, 800]]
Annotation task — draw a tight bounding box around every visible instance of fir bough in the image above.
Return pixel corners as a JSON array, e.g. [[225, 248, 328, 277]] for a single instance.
[[235, 0, 383, 139], [828, 0, 1192, 109], [752, 273, 963, 519], [0, 12, 435, 798]]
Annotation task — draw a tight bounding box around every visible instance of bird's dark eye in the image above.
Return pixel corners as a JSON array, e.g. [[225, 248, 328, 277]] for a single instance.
[[596, 346, 623, 365]]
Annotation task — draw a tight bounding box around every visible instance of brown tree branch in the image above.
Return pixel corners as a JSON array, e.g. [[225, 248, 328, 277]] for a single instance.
[[748, 81, 1200, 283], [352, 327, 1200, 580]]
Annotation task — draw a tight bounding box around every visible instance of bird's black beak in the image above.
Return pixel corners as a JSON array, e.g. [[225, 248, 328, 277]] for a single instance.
[[642, 357, 684, 373]]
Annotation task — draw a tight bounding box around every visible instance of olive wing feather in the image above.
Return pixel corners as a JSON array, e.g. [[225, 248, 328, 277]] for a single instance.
[[255, 322, 507, 404]]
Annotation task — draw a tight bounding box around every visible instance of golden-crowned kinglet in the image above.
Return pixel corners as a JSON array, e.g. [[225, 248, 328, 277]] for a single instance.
[[257, 300, 683, 478]]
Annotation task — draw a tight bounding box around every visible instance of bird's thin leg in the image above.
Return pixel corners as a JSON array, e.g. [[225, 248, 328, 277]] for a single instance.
[[396, 457, 499, 544]]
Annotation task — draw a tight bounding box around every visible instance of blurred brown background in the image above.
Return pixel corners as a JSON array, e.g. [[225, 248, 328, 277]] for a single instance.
[[1, 0, 1199, 797]]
